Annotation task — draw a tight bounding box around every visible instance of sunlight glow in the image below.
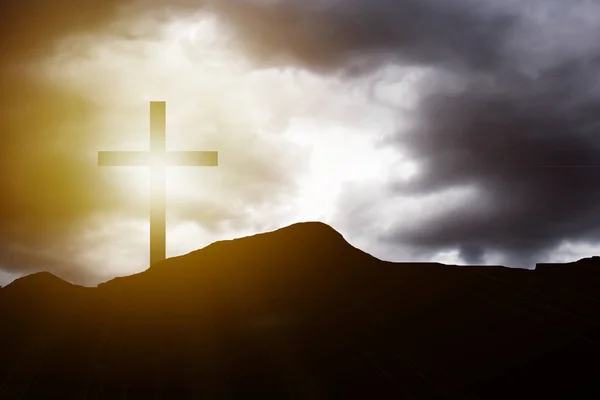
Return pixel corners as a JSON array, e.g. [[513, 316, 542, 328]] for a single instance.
[[38, 12, 422, 277]]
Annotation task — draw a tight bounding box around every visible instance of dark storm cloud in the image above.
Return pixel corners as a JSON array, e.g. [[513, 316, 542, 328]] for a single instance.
[[335, 1, 600, 265], [207, 0, 600, 265], [388, 56, 600, 265], [213, 0, 515, 74]]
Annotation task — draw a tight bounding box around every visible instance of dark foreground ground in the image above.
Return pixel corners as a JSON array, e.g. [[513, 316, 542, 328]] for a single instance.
[[1, 222, 599, 399]]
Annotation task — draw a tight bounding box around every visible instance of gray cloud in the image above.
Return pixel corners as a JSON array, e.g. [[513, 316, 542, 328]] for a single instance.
[[218, 0, 600, 265], [386, 58, 600, 265], [213, 0, 515, 74]]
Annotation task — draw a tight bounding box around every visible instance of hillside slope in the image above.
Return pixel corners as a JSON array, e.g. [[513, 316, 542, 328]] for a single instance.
[[0, 222, 599, 399]]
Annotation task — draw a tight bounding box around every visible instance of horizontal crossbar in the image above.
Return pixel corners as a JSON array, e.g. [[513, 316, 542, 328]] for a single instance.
[[98, 151, 218, 167]]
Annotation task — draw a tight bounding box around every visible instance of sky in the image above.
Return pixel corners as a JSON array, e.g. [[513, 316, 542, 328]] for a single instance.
[[1, 0, 600, 286]]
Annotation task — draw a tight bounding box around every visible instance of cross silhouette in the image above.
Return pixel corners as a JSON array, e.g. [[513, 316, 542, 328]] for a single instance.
[[98, 101, 218, 266]]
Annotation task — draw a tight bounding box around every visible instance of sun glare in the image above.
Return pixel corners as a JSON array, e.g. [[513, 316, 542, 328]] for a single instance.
[[37, 10, 423, 275]]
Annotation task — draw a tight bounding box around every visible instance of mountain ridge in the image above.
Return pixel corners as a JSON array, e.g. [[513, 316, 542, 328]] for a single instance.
[[3, 221, 597, 292], [0, 221, 599, 398]]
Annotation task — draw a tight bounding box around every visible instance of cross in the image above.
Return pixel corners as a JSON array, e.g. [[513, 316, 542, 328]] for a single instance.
[[98, 101, 218, 266]]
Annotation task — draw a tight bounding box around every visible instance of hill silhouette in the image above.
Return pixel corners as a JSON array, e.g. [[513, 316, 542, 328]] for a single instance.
[[0, 222, 599, 399]]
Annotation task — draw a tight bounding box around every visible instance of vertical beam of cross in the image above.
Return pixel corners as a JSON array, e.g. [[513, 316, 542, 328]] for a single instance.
[[98, 101, 219, 266], [150, 102, 167, 266]]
